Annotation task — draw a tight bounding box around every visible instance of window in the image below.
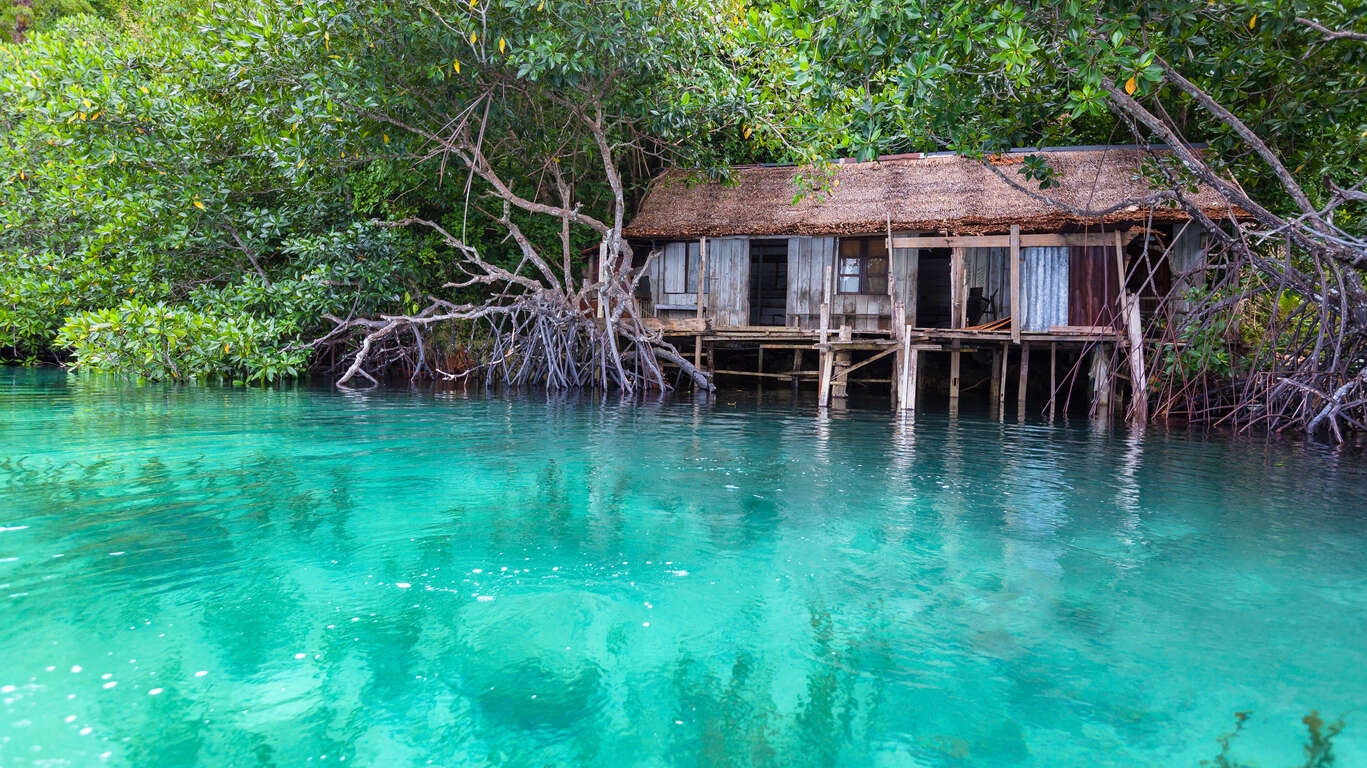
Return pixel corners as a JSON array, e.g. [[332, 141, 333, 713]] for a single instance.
[[664, 241, 708, 295], [684, 241, 703, 294], [837, 237, 889, 294]]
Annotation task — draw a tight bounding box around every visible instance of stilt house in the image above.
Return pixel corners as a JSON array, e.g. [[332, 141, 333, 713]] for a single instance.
[[622, 146, 1237, 417]]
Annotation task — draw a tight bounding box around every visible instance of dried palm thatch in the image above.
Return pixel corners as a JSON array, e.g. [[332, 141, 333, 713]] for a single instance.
[[624, 148, 1237, 239]]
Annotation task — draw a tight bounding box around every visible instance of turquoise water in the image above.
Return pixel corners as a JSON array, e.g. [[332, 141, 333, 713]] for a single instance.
[[1, 369, 1365, 767]]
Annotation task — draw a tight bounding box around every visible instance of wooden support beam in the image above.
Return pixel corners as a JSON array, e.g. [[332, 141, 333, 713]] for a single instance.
[[1009, 224, 1021, 344], [998, 342, 1009, 421], [841, 345, 897, 379], [1116, 229, 1149, 425], [891, 231, 1143, 250], [1048, 343, 1057, 423], [951, 246, 966, 329], [791, 348, 802, 393], [1017, 341, 1030, 421], [1090, 344, 1112, 421], [696, 236, 707, 323], [818, 303, 832, 407], [949, 344, 961, 417], [900, 325, 918, 414], [989, 347, 1001, 413], [831, 325, 853, 400]]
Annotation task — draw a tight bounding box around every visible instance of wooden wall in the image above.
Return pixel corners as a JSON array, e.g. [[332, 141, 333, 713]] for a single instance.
[[644, 238, 749, 327], [706, 237, 749, 328], [1168, 221, 1208, 317], [785, 235, 916, 331], [785, 236, 831, 329]]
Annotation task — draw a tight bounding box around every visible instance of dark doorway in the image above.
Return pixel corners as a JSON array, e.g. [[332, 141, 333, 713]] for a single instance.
[[749, 240, 788, 326], [916, 248, 952, 328]]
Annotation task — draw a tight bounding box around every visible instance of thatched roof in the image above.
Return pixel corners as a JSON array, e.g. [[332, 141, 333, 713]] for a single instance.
[[624, 147, 1239, 239]]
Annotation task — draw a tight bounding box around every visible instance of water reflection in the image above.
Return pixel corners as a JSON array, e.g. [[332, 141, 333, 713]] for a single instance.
[[1, 369, 1364, 767]]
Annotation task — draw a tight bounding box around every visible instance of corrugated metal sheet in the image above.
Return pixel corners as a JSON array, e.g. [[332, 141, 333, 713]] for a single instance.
[[963, 247, 1011, 321], [1020, 246, 1069, 332]]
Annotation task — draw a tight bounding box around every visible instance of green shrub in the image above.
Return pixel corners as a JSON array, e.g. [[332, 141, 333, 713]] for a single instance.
[[55, 300, 307, 383]]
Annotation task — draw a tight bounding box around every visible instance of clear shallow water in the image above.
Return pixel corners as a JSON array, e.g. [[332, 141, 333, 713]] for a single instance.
[[1, 369, 1365, 768]]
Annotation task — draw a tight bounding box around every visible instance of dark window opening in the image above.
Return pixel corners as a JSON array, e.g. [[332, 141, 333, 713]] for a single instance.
[[837, 237, 888, 295], [748, 239, 788, 326], [916, 248, 952, 327]]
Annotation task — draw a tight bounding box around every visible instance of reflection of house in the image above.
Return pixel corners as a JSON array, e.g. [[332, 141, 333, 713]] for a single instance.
[[622, 147, 1235, 418]]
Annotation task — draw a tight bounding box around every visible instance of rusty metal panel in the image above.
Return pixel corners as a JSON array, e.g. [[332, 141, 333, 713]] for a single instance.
[[1068, 245, 1121, 328], [1020, 246, 1069, 331]]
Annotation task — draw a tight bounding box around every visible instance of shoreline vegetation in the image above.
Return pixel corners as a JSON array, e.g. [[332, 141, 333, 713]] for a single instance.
[[2, 0, 1364, 439]]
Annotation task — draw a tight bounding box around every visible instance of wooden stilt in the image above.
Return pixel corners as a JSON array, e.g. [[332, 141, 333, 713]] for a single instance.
[[832, 324, 852, 400], [989, 347, 1001, 413], [902, 326, 918, 415], [1048, 342, 1057, 423], [949, 344, 961, 417], [1017, 341, 1030, 422], [1090, 344, 1112, 421], [1116, 230, 1149, 425], [693, 334, 702, 372], [757, 345, 764, 395], [818, 265, 833, 409], [791, 348, 802, 393], [998, 342, 1009, 421]]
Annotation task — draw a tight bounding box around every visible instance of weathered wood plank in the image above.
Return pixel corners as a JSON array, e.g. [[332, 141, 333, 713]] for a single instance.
[[1009, 225, 1021, 344], [892, 232, 1143, 249]]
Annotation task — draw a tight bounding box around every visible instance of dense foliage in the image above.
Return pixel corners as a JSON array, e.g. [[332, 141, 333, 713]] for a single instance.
[[2, 0, 1363, 405]]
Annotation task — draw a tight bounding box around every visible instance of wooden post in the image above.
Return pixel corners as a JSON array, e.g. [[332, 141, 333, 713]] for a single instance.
[[832, 324, 852, 400], [949, 343, 961, 417], [791, 347, 802, 393], [901, 325, 918, 414], [1115, 230, 1148, 425], [1009, 224, 1021, 344], [998, 341, 1009, 421], [1048, 342, 1057, 423], [950, 246, 965, 329], [818, 306, 832, 407], [696, 236, 707, 323], [1090, 344, 1112, 421], [757, 344, 764, 395], [989, 347, 1001, 412], [891, 298, 905, 407], [1017, 341, 1030, 421], [818, 264, 833, 408]]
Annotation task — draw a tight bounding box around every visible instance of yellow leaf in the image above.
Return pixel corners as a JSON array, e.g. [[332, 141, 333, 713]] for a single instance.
[[1248, 14, 1256, 29], [193, 200, 205, 210], [537, 0, 543, 9], [471, 31, 478, 44], [325, 31, 331, 51], [499, 37, 506, 53], [83, 98, 91, 108], [139, 86, 149, 95], [454, 59, 461, 74], [382, 132, 389, 143], [1124, 76, 1137, 95], [743, 126, 752, 139], [224, 344, 231, 354]]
